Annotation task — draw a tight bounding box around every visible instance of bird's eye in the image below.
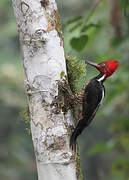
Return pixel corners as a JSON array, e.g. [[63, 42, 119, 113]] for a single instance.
[[101, 63, 106, 67]]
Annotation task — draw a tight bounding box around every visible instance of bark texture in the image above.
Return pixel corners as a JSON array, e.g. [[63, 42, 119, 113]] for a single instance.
[[12, 0, 80, 180]]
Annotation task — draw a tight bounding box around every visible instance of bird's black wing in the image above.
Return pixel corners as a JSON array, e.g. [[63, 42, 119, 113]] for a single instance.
[[82, 79, 103, 125], [70, 79, 104, 151]]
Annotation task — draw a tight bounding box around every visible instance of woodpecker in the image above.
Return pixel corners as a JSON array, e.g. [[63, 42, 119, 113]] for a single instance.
[[70, 60, 119, 151]]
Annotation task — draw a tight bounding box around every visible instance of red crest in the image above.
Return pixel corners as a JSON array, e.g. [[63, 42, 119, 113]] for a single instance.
[[98, 60, 119, 77]]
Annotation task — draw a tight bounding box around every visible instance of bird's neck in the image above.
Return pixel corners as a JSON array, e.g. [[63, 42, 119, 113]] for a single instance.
[[95, 73, 106, 83]]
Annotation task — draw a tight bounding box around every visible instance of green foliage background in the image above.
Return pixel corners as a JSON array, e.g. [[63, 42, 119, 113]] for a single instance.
[[0, 0, 129, 180]]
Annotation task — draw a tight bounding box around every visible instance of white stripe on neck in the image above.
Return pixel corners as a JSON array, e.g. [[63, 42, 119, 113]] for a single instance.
[[97, 75, 105, 82], [100, 87, 105, 104]]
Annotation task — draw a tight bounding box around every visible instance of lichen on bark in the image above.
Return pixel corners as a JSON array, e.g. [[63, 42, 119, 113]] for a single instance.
[[20, 106, 31, 135], [76, 150, 83, 180], [66, 55, 86, 94]]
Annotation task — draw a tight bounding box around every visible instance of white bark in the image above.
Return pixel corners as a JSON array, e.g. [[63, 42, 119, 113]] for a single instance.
[[12, 0, 79, 180]]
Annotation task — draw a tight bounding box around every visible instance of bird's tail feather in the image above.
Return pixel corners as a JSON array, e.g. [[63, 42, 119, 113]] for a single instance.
[[70, 119, 87, 151]]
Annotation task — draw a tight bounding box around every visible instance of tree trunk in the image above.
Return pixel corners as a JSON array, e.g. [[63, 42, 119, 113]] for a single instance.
[[12, 0, 82, 179]]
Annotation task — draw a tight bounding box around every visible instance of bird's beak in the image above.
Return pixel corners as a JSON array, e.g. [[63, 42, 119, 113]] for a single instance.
[[86, 61, 99, 70]]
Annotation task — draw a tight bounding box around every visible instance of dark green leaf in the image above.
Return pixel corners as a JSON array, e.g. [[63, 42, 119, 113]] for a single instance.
[[70, 35, 88, 52]]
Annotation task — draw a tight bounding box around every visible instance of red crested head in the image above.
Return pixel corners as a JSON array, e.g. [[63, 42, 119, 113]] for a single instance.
[[86, 60, 119, 78], [98, 60, 119, 77]]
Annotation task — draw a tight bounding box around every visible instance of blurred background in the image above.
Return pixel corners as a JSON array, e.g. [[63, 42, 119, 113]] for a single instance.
[[0, 0, 129, 180]]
